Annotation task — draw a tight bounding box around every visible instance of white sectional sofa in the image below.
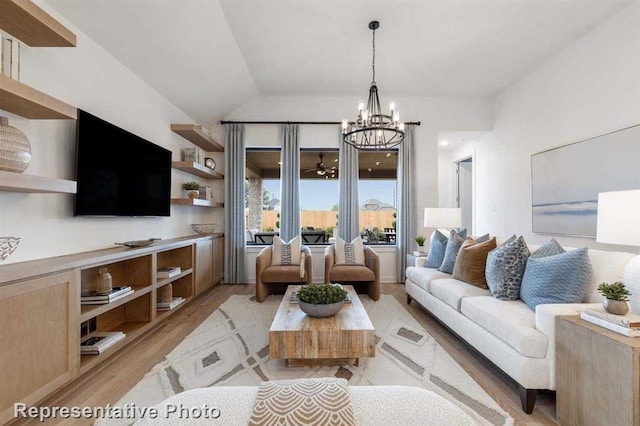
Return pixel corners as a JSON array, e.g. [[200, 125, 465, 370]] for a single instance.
[[405, 238, 640, 413]]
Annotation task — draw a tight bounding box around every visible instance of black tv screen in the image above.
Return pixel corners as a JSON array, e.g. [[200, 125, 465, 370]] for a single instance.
[[74, 110, 172, 216]]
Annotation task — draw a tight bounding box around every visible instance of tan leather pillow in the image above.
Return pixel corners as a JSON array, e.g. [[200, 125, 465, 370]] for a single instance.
[[452, 236, 497, 289]]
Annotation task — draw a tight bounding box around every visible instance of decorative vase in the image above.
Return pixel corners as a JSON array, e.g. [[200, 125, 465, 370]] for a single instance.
[[299, 301, 344, 318], [160, 283, 173, 303], [96, 267, 113, 294], [604, 299, 629, 315], [0, 116, 31, 173]]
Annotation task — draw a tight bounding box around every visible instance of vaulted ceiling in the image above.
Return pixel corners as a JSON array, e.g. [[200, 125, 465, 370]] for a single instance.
[[49, 0, 633, 124]]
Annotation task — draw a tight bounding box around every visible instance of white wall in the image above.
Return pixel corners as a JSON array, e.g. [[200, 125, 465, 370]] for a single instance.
[[475, 1, 640, 254], [226, 95, 493, 282], [0, 2, 223, 265]]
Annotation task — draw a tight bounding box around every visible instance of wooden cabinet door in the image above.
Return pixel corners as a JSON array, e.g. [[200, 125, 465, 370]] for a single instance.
[[212, 236, 224, 284], [195, 239, 213, 295], [0, 270, 79, 424]]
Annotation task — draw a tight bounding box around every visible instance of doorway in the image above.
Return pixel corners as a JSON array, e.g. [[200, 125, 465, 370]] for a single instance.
[[457, 158, 473, 234]]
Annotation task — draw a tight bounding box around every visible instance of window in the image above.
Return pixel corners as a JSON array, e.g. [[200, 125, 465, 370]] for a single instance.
[[358, 150, 398, 244], [245, 148, 281, 244], [299, 149, 339, 244]]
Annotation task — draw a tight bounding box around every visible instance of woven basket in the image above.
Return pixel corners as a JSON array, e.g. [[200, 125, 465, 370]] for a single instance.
[[191, 224, 219, 235]]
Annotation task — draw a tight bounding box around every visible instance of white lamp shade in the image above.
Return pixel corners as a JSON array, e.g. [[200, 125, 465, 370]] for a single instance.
[[596, 190, 640, 246], [424, 208, 462, 229]]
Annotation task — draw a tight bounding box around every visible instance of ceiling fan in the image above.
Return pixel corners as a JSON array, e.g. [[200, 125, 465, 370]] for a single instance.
[[303, 153, 336, 176]]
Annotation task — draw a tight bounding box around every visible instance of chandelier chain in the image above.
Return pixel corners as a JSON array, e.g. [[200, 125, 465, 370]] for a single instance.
[[371, 27, 376, 84]]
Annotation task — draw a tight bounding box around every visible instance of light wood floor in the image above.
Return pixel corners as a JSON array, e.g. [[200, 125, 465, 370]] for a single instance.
[[16, 283, 558, 425]]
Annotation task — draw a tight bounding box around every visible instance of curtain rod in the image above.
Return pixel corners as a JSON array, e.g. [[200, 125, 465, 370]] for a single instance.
[[220, 120, 421, 126]]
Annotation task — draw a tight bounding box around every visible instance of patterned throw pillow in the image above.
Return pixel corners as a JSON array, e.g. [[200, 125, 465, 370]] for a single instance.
[[438, 228, 468, 274], [452, 236, 497, 288], [520, 248, 593, 311], [335, 236, 365, 265], [472, 233, 491, 243], [425, 230, 448, 268], [486, 236, 530, 300], [271, 235, 302, 266], [249, 378, 355, 426], [530, 238, 565, 258]]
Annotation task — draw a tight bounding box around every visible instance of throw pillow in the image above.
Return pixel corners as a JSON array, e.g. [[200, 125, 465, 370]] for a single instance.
[[519, 247, 593, 311], [530, 238, 565, 258], [335, 236, 366, 265], [452, 236, 497, 288], [425, 230, 448, 268], [438, 228, 468, 274], [473, 233, 491, 243], [271, 235, 302, 266], [486, 236, 530, 300], [249, 378, 355, 426]]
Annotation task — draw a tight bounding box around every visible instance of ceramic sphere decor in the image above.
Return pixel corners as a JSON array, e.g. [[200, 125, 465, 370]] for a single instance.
[[0, 116, 31, 173], [297, 284, 348, 318]]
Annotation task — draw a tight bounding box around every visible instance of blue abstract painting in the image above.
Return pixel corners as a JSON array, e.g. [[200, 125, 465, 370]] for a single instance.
[[531, 124, 640, 237]]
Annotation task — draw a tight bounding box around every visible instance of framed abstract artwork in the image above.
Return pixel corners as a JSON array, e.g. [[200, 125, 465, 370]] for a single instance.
[[531, 124, 640, 237]]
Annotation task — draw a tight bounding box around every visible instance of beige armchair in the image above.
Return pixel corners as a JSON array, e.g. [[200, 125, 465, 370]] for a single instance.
[[324, 245, 380, 301], [256, 245, 312, 302]]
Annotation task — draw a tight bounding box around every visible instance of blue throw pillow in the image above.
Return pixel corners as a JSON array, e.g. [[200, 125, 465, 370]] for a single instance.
[[519, 248, 593, 310], [486, 236, 530, 300], [425, 230, 448, 268], [438, 228, 467, 274], [530, 238, 565, 258]]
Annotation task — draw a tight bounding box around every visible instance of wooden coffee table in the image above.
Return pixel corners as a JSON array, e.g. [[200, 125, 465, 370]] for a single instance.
[[269, 285, 376, 367]]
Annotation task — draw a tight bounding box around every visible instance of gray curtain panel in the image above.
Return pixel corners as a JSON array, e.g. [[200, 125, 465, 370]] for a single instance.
[[279, 124, 300, 241], [396, 125, 416, 283], [224, 123, 246, 284], [338, 131, 360, 240]]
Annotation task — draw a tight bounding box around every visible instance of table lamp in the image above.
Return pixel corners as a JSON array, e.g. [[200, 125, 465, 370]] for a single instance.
[[596, 190, 640, 246], [424, 208, 462, 233]]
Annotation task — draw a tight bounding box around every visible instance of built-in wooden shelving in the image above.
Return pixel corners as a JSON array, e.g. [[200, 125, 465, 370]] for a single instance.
[[0, 171, 77, 193], [172, 161, 223, 179], [0, 74, 77, 119], [171, 198, 224, 208], [171, 124, 223, 152], [79, 286, 153, 323], [0, 0, 77, 47]]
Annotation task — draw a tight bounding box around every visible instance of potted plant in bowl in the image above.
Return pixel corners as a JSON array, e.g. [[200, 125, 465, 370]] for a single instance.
[[598, 281, 631, 315], [183, 181, 200, 199], [297, 284, 348, 318], [415, 235, 425, 249]]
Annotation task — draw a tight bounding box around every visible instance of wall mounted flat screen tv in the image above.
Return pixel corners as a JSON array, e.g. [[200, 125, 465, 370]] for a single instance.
[[74, 110, 172, 216]]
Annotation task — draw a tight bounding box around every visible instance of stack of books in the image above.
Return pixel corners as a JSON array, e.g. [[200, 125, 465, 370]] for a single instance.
[[80, 331, 126, 355], [81, 286, 133, 305], [580, 306, 640, 337], [413, 251, 428, 257], [157, 296, 185, 311], [158, 266, 181, 279]]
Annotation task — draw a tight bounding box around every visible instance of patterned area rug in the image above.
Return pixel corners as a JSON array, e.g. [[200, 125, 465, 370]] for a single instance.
[[110, 295, 513, 425]]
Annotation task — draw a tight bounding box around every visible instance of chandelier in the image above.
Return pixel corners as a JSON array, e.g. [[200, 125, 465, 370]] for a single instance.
[[342, 21, 405, 150]]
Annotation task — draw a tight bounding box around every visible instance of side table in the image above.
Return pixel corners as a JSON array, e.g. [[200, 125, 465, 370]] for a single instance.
[[556, 315, 640, 426]]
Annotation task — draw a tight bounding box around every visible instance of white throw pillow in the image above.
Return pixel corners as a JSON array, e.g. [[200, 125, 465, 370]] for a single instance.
[[335, 236, 366, 265], [271, 235, 302, 266]]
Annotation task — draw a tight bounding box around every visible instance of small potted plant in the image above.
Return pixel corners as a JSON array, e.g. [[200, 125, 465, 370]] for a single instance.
[[183, 181, 200, 199], [415, 235, 425, 250], [297, 284, 348, 318], [597, 281, 631, 315]]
